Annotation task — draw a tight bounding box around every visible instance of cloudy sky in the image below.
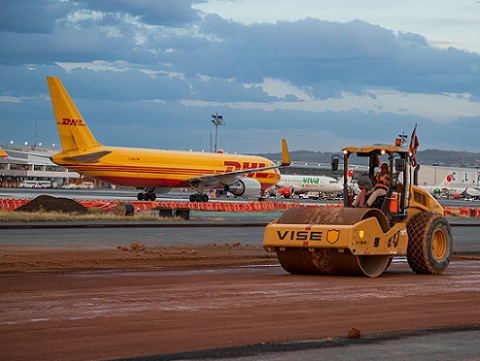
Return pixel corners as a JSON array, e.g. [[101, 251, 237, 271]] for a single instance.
[[0, 0, 479, 155]]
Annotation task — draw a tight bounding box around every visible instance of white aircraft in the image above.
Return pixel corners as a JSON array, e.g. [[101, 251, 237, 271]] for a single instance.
[[420, 174, 466, 197], [340, 168, 358, 192], [464, 187, 480, 198], [276, 174, 343, 197]]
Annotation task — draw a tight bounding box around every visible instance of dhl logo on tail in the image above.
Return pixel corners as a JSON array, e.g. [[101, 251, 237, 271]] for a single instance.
[[60, 118, 87, 127]]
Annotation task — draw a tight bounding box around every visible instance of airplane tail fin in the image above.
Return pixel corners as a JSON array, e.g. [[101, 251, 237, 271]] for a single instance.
[[340, 169, 354, 185], [438, 174, 452, 188], [280, 138, 290, 167], [47, 76, 101, 152]]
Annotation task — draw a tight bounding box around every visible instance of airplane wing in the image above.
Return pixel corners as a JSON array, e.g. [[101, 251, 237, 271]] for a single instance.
[[186, 138, 290, 190], [2, 148, 55, 159], [465, 187, 480, 197], [64, 150, 112, 163], [0, 148, 53, 165]]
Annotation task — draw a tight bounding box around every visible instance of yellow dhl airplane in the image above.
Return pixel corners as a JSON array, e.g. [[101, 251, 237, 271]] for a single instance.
[[46, 76, 290, 202]]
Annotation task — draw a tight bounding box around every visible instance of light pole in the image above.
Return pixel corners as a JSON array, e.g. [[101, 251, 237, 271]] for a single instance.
[[433, 163, 439, 185], [211, 112, 224, 152]]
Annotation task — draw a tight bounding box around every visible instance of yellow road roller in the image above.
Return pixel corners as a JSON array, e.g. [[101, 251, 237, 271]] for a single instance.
[[263, 141, 452, 277]]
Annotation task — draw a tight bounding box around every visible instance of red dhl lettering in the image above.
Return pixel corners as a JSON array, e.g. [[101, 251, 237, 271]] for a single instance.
[[223, 161, 266, 172], [224, 161, 241, 172], [244, 161, 266, 169], [246, 173, 268, 179], [60, 118, 86, 126]]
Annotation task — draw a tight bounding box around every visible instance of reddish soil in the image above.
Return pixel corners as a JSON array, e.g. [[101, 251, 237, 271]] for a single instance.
[[1, 246, 479, 361], [0, 243, 271, 273]]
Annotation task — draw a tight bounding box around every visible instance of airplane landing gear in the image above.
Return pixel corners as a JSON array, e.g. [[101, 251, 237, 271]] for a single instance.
[[189, 193, 209, 202], [137, 188, 157, 201]]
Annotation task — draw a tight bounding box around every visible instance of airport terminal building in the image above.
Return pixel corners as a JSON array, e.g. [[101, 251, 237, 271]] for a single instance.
[[0, 147, 82, 188]]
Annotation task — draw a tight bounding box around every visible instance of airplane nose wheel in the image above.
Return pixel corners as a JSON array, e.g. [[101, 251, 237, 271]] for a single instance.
[[137, 192, 157, 201]]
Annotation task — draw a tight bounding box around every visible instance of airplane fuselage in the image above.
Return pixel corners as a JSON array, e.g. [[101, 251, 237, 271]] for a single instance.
[[51, 146, 280, 189], [277, 174, 342, 194]]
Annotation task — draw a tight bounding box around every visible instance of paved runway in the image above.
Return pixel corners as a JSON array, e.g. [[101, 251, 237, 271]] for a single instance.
[[191, 327, 480, 361], [1, 218, 479, 254]]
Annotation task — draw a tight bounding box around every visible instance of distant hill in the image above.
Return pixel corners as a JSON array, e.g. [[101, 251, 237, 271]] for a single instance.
[[258, 149, 480, 168], [416, 149, 480, 168]]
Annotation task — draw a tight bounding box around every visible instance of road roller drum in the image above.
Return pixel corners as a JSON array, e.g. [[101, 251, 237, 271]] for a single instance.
[[264, 207, 408, 277]]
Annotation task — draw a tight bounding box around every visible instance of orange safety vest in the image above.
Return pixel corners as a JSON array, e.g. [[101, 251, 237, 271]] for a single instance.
[[375, 172, 389, 189]]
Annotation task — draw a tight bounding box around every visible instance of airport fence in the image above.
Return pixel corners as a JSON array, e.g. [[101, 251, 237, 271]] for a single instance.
[[0, 198, 332, 213], [1, 198, 480, 218]]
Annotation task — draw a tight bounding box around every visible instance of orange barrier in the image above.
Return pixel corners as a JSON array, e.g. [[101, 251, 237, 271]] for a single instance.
[[0, 198, 30, 210], [442, 206, 480, 218], [0, 197, 384, 213], [1, 197, 480, 217]]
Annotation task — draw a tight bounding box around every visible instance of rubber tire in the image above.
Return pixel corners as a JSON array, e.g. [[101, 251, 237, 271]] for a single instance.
[[137, 192, 144, 201], [149, 193, 157, 201], [124, 203, 135, 216], [406, 212, 452, 274]]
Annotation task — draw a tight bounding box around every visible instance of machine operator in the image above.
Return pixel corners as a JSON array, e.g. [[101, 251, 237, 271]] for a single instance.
[[353, 162, 390, 208]]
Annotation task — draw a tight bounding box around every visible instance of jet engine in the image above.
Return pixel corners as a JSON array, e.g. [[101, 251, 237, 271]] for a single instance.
[[225, 177, 261, 197]]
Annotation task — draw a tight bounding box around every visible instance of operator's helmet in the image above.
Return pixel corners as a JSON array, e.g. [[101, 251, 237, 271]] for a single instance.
[[381, 163, 388, 170]]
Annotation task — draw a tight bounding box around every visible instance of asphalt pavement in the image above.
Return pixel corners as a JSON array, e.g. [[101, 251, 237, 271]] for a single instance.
[[118, 326, 480, 361]]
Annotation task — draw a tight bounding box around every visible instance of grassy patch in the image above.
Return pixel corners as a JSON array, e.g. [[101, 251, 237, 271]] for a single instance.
[[0, 209, 180, 222]]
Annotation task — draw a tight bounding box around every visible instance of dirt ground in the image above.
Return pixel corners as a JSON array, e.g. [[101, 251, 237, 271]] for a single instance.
[[0, 243, 274, 273], [1, 244, 480, 361]]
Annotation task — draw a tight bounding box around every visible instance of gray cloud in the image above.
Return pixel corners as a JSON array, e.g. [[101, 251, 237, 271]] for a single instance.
[[2, 4, 479, 98], [0, 1, 479, 153], [81, 0, 203, 27], [0, 0, 71, 34]]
